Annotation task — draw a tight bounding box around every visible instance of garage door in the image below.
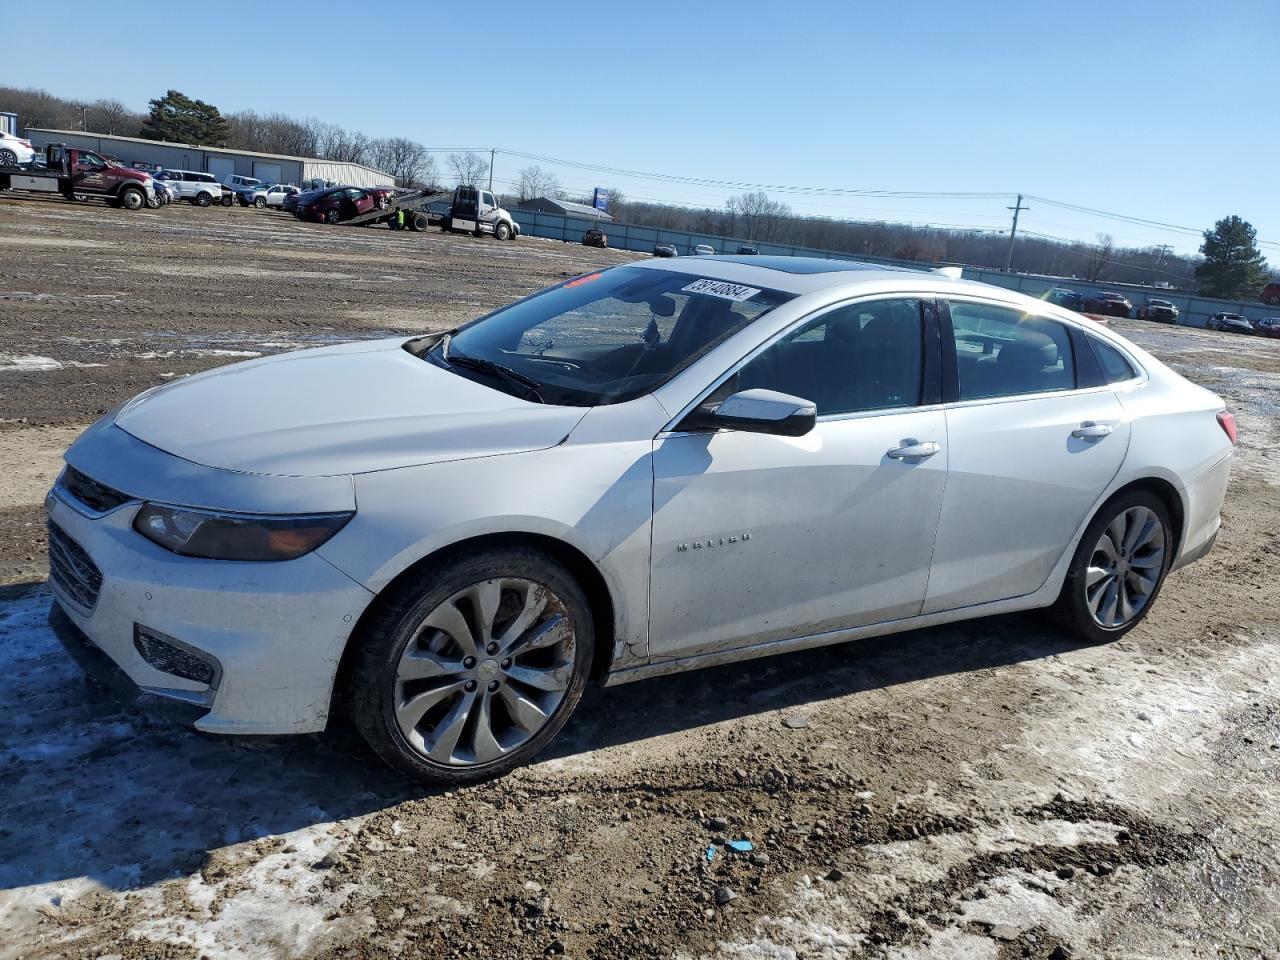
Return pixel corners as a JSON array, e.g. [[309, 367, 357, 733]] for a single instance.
[[207, 156, 235, 181], [253, 162, 283, 185]]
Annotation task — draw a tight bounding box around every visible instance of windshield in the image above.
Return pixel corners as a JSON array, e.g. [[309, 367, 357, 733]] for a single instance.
[[432, 267, 793, 406]]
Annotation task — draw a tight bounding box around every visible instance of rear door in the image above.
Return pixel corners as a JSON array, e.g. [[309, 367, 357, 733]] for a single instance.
[[649, 297, 949, 659], [923, 299, 1129, 613]]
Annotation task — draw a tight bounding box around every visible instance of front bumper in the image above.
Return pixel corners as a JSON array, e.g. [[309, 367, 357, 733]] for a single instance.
[[46, 484, 374, 735]]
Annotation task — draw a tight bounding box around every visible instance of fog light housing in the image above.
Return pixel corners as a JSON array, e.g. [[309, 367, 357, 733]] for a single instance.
[[133, 624, 221, 687]]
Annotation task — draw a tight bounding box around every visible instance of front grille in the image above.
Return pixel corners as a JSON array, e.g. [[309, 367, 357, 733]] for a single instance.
[[59, 466, 131, 514], [48, 522, 103, 611]]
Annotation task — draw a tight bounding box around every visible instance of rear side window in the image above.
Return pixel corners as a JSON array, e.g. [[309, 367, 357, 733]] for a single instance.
[[948, 301, 1075, 400], [1089, 338, 1138, 383]]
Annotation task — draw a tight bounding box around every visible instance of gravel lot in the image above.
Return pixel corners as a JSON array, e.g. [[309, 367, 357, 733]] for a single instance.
[[1, 195, 1278, 960]]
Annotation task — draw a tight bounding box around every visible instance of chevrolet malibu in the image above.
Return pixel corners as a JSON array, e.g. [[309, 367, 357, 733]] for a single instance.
[[47, 257, 1235, 784]]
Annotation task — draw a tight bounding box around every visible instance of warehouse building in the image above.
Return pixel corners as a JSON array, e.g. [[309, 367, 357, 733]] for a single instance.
[[515, 196, 614, 222], [24, 129, 394, 189]]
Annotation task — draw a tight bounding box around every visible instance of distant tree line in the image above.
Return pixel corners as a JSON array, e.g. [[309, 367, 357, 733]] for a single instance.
[[4, 87, 1271, 295]]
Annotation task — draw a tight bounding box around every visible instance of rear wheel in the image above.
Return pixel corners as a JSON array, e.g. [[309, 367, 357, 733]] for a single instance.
[[1053, 489, 1172, 644], [411, 213, 428, 231], [347, 547, 593, 785], [0, 148, 18, 165], [324, 209, 341, 224], [145, 192, 161, 209]]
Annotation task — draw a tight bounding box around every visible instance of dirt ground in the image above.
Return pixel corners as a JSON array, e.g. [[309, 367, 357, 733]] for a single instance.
[[1, 195, 1278, 960]]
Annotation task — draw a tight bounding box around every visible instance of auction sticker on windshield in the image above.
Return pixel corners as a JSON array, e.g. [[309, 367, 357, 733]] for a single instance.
[[682, 279, 762, 302]]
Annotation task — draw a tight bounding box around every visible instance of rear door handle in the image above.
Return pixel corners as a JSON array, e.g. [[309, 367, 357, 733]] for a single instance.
[[887, 439, 941, 460], [1071, 421, 1113, 440]]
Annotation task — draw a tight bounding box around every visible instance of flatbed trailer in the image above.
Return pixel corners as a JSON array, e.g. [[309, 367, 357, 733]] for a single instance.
[[344, 189, 452, 229]]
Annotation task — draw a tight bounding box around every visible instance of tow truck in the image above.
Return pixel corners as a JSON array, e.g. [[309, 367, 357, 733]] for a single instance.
[[0, 142, 155, 210], [341, 184, 519, 239]]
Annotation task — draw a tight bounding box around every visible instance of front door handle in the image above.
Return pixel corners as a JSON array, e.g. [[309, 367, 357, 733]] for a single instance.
[[887, 439, 941, 460], [1071, 421, 1113, 440]]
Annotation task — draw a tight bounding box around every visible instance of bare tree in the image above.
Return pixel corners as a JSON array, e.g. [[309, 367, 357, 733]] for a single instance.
[[370, 137, 431, 187], [1082, 233, 1115, 282], [515, 165, 561, 201], [91, 99, 138, 135], [448, 151, 490, 187], [727, 191, 791, 241]]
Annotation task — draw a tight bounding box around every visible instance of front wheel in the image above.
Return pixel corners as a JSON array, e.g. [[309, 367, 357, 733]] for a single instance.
[[1052, 490, 1172, 644], [494, 221, 511, 241], [347, 547, 594, 785], [254, 197, 267, 208], [119, 187, 145, 210], [195, 192, 212, 207]]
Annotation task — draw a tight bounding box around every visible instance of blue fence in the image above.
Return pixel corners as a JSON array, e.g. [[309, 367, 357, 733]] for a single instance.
[[511, 210, 1276, 330]]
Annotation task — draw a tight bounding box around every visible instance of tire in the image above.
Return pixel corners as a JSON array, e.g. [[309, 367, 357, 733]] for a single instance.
[[346, 546, 594, 786], [145, 192, 161, 209], [0, 148, 17, 166], [410, 213, 428, 231], [195, 192, 212, 207], [1052, 488, 1172, 644], [254, 197, 267, 208], [324, 209, 341, 225], [221, 192, 234, 207], [119, 187, 145, 211], [494, 221, 511, 241], [377, 197, 389, 210]]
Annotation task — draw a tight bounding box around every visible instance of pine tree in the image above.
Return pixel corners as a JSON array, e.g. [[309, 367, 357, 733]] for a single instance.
[[138, 90, 231, 146], [1194, 215, 1268, 300]]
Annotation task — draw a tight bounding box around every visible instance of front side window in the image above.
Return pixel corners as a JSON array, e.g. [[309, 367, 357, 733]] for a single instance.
[[948, 301, 1075, 400], [733, 299, 924, 415], [77, 151, 106, 169], [432, 267, 793, 406]]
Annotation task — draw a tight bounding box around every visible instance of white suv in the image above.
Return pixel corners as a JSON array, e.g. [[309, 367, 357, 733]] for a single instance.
[[251, 184, 300, 209], [0, 131, 36, 166], [154, 170, 223, 207]]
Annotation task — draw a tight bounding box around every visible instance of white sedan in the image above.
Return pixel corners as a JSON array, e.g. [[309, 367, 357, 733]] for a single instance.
[[47, 257, 1234, 784], [0, 130, 36, 166]]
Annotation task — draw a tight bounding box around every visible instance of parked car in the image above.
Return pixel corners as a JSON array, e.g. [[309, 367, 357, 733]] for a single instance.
[[153, 170, 224, 207], [223, 174, 264, 206], [1085, 292, 1133, 317], [252, 184, 299, 209], [1261, 281, 1280, 306], [736, 245, 759, 255], [1135, 298, 1179, 323], [1206, 313, 1255, 335], [1045, 287, 1085, 311], [0, 130, 36, 166], [1253, 317, 1280, 339], [653, 243, 678, 257], [583, 228, 608, 248], [692, 244, 716, 256], [295, 186, 391, 224], [46, 258, 1234, 785]]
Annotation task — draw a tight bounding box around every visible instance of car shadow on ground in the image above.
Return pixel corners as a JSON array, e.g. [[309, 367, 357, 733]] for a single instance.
[[0, 582, 1086, 895]]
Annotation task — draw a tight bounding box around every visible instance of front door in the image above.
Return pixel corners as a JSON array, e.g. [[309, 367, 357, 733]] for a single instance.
[[648, 297, 949, 659], [923, 300, 1129, 613]]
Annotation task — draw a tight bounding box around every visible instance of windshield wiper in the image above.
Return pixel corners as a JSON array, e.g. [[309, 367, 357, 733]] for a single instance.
[[445, 347, 546, 403]]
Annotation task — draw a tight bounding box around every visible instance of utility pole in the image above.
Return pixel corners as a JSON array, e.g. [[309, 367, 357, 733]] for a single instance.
[[1155, 243, 1172, 266], [488, 147, 495, 193], [80, 104, 88, 132], [1004, 193, 1028, 272]]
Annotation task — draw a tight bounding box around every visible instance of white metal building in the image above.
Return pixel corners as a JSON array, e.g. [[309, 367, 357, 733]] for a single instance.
[[24, 129, 394, 188]]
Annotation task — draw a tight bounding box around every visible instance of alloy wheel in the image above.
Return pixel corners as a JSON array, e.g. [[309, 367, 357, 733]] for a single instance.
[[1085, 506, 1166, 628], [393, 578, 576, 767]]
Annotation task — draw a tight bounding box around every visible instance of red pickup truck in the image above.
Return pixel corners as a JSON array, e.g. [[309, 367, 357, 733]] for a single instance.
[[0, 142, 156, 210]]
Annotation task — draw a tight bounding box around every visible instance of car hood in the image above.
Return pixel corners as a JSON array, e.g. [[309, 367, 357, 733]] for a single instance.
[[113, 338, 588, 477]]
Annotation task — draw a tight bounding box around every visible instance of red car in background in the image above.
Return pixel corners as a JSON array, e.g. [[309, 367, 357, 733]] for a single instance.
[[295, 186, 392, 224], [1254, 317, 1280, 339]]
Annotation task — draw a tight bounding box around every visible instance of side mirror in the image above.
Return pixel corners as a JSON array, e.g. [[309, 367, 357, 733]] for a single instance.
[[679, 388, 816, 437]]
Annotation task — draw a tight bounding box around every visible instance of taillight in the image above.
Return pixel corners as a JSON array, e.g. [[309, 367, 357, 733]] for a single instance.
[[1217, 410, 1238, 445]]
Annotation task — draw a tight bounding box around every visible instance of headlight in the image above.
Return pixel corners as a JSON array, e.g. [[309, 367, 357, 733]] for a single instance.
[[133, 504, 353, 561]]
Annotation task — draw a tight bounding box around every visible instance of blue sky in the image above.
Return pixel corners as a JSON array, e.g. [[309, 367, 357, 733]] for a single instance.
[[5, 0, 1275, 257]]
